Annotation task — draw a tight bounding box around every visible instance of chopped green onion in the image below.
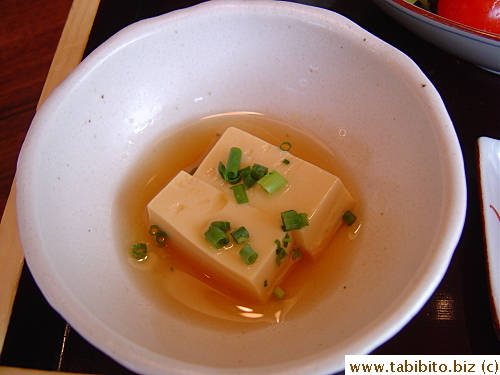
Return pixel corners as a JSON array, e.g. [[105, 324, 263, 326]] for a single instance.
[[218, 162, 226, 180], [231, 226, 250, 244], [282, 233, 292, 248], [274, 286, 286, 300], [149, 225, 160, 235], [239, 244, 258, 265], [240, 164, 268, 188], [298, 213, 309, 227], [131, 243, 147, 260], [281, 210, 309, 231], [225, 147, 242, 181], [279, 142, 292, 151], [238, 166, 254, 187], [281, 210, 299, 231], [291, 248, 302, 260], [283, 159, 290, 165], [251, 164, 268, 179], [342, 210, 357, 226], [155, 230, 167, 246], [243, 175, 257, 188], [230, 184, 249, 204], [239, 166, 251, 176], [210, 221, 231, 232], [228, 173, 241, 184], [149, 225, 167, 246], [257, 170, 287, 194], [204, 224, 230, 249], [275, 239, 287, 266]]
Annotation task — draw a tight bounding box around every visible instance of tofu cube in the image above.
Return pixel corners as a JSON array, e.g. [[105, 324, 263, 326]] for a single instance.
[[147, 171, 292, 302], [194, 127, 356, 256]]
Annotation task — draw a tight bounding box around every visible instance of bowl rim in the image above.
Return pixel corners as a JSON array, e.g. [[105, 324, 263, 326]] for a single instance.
[[383, 0, 500, 42]]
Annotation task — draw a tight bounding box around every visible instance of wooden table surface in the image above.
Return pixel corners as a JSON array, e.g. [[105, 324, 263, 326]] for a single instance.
[[1, 0, 499, 374], [0, 0, 73, 216]]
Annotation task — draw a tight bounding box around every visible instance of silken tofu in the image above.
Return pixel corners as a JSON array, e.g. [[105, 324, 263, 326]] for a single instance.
[[147, 171, 293, 302], [193, 127, 356, 256]]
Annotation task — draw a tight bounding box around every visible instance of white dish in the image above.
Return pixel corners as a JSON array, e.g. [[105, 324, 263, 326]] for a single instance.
[[372, 0, 500, 73], [16, 1, 466, 374], [478, 137, 500, 329]]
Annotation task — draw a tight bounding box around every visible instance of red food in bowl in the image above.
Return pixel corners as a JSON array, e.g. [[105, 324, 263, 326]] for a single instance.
[[437, 0, 500, 34]]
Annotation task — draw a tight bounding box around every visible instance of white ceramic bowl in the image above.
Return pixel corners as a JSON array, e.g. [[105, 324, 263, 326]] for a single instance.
[[372, 0, 500, 73], [16, 1, 466, 374]]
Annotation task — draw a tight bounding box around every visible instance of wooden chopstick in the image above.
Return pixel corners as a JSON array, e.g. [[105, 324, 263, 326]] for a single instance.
[[38, 0, 102, 108], [0, 0, 101, 358]]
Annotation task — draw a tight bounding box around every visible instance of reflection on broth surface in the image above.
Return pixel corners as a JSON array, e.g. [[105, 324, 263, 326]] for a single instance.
[[116, 112, 361, 327]]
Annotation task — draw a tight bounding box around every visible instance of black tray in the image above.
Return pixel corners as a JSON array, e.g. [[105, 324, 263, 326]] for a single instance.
[[1, 0, 499, 373]]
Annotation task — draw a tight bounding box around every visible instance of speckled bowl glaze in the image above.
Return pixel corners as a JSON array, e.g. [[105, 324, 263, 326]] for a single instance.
[[372, 0, 500, 73], [16, 1, 466, 374]]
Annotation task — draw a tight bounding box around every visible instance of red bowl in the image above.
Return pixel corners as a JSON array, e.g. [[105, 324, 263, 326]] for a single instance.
[[372, 0, 500, 72]]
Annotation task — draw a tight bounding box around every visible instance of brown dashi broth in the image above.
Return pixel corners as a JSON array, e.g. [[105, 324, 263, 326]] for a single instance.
[[116, 112, 361, 326]]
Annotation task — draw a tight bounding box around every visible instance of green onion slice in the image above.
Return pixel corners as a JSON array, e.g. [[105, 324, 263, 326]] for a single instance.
[[239, 166, 251, 177], [282, 233, 292, 248], [231, 226, 249, 244], [342, 210, 357, 226], [205, 225, 230, 249], [274, 286, 286, 300], [225, 147, 242, 181], [283, 159, 290, 165], [210, 221, 231, 232], [155, 230, 167, 246], [230, 184, 249, 204], [149, 225, 160, 235], [239, 244, 258, 265], [218, 162, 226, 180], [279, 142, 292, 151], [243, 174, 257, 188], [281, 210, 309, 231], [239, 167, 257, 188], [257, 170, 287, 194], [298, 213, 309, 227], [227, 174, 241, 184], [240, 164, 269, 188], [131, 243, 147, 260], [251, 164, 268, 179], [240, 166, 257, 188], [275, 239, 287, 266]]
